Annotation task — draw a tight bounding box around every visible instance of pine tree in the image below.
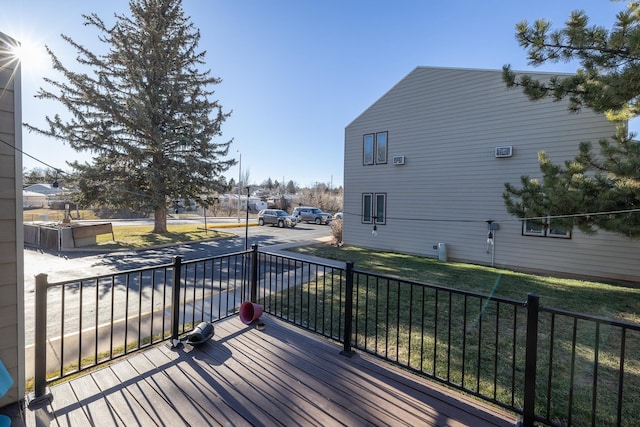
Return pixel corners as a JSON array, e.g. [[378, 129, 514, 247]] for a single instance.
[[26, 0, 233, 233], [503, 3, 640, 237], [286, 180, 297, 194], [23, 167, 59, 187]]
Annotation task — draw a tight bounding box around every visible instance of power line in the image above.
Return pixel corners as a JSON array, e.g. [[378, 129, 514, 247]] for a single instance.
[[337, 206, 640, 225], [2, 137, 157, 200], [6, 137, 640, 222], [0, 137, 66, 173]]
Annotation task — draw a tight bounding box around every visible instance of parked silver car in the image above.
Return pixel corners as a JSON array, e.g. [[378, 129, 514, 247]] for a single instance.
[[258, 209, 297, 228], [292, 206, 332, 225]]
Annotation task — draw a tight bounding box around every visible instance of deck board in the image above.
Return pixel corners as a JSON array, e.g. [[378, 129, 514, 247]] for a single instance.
[[108, 354, 193, 425], [46, 381, 91, 427], [108, 358, 178, 425], [126, 351, 217, 426], [203, 322, 360, 426], [90, 366, 154, 426], [25, 315, 517, 427], [212, 321, 422, 426], [64, 373, 119, 426]]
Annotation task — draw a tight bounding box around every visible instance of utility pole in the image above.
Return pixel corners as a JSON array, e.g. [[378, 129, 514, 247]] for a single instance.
[[245, 186, 250, 250], [237, 150, 241, 223]]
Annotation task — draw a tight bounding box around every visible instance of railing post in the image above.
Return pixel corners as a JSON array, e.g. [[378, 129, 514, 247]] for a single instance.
[[28, 273, 53, 408], [250, 244, 259, 302], [341, 261, 354, 357], [522, 293, 540, 427], [170, 256, 183, 348]]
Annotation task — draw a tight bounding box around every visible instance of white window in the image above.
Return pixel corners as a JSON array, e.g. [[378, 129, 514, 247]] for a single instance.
[[523, 219, 545, 236], [547, 218, 571, 238], [363, 134, 374, 165], [362, 193, 372, 222], [376, 132, 387, 164], [362, 193, 386, 224], [363, 132, 388, 165], [375, 193, 386, 223], [523, 216, 571, 239]]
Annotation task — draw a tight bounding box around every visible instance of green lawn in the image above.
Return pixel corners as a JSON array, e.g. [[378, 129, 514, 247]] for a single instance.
[[281, 243, 640, 426], [285, 244, 640, 324], [93, 224, 237, 249]]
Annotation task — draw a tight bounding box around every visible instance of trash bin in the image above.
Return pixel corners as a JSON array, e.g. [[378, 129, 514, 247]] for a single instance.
[[438, 243, 447, 262]]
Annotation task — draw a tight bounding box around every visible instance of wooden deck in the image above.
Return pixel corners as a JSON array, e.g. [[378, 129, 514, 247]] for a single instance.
[[25, 316, 517, 426]]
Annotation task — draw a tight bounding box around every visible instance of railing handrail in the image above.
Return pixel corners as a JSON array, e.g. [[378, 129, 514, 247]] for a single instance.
[[180, 248, 252, 267], [352, 267, 527, 306], [541, 304, 640, 330], [43, 248, 254, 289], [43, 263, 175, 288]]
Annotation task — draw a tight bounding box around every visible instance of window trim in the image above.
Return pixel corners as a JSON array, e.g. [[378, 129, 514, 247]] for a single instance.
[[376, 131, 388, 164], [547, 217, 572, 238], [522, 216, 572, 239], [362, 131, 388, 166], [362, 193, 373, 223], [363, 134, 374, 165], [362, 192, 387, 224], [523, 219, 545, 237], [375, 193, 386, 224]]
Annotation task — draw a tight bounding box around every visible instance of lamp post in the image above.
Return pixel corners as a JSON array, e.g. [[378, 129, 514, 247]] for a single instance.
[[237, 150, 241, 223]]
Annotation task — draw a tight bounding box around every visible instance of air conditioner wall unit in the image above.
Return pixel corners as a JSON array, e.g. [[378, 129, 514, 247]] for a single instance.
[[392, 155, 405, 165], [495, 146, 513, 158]]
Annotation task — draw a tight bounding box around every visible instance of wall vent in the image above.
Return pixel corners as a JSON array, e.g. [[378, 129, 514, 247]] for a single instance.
[[392, 155, 405, 165]]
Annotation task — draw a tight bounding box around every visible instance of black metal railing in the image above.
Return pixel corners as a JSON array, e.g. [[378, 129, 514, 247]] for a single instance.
[[28, 246, 640, 427], [348, 268, 530, 412], [29, 248, 253, 406], [256, 251, 348, 342], [254, 254, 640, 427], [532, 305, 640, 426]]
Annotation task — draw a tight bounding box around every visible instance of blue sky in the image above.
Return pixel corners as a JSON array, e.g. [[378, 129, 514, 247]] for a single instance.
[[1, 1, 629, 188]]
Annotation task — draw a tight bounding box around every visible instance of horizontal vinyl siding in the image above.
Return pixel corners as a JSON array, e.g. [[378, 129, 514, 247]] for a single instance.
[[0, 31, 24, 405], [344, 66, 639, 283]]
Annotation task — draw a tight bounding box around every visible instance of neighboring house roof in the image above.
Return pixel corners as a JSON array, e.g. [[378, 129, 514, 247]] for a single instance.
[[23, 190, 48, 198], [24, 183, 63, 195]]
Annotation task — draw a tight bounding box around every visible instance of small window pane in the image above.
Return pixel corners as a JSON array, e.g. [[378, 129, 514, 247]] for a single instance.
[[548, 219, 572, 238], [363, 134, 374, 165], [376, 132, 387, 164], [523, 219, 545, 236], [375, 193, 386, 223], [362, 194, 372, 222]]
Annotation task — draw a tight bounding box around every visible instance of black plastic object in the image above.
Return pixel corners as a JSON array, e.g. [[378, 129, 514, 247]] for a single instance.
[[186, 322, 214, 346]]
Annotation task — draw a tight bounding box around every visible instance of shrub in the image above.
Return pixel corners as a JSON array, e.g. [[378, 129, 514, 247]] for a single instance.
[[330, 219, 343, 245]]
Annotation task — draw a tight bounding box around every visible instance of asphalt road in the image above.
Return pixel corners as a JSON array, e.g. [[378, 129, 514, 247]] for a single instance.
[[24, 220, 333, 285], [23, 221, 333, 347]]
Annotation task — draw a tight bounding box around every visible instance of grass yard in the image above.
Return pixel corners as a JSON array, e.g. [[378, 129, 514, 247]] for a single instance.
[[92, 224, 236, 249], [286, 243, 640, 321], [278, 244, 640, 426]]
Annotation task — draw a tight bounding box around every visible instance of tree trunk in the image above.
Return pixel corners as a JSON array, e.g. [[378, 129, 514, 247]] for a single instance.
[[153, 205, 168, 234]]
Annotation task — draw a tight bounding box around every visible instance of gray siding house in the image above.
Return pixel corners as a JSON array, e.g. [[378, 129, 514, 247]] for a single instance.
[[0, 32, 25, 406], [343, 66, 640, 283]]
